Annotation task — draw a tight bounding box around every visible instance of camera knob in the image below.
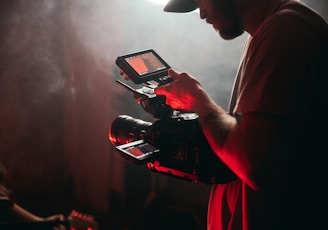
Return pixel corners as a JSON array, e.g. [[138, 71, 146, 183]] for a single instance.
[[142, 87, 155, 95]]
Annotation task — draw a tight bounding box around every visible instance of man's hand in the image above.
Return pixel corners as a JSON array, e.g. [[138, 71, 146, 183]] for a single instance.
[[154, 69, 203, 111]]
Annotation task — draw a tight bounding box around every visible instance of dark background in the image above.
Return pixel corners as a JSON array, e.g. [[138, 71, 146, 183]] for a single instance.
[[0, 0, 326, 229]]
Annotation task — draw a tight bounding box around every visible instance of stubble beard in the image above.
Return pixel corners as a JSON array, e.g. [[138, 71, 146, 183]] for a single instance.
[[213, 0, 244, 40]]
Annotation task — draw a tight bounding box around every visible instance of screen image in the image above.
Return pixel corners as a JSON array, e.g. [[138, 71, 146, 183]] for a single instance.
[[125, 52, 166, 76], [123, 142, 159, 158]]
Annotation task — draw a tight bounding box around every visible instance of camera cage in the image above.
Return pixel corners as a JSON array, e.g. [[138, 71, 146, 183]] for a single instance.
[[110, 49, 236, 184]]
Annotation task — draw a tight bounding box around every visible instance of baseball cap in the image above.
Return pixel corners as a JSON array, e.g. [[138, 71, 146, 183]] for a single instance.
[[164, 0, 198, 13]]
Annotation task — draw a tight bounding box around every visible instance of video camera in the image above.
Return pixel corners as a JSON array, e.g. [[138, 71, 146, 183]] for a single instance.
[[109, 49, 236, 184]]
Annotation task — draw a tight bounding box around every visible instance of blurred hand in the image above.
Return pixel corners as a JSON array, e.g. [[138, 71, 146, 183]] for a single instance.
[[44, 214, 65, 222], [44, 214, 66, 230], [155, 69, 203, 111]]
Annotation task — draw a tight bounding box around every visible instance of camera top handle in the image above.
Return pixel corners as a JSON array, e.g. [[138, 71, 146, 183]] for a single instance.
[[116, 79, 174, 119]]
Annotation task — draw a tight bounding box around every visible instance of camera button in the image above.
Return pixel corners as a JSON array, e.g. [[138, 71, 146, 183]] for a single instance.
[[142, 87, 155, 95], [146, 80, 159, 87]]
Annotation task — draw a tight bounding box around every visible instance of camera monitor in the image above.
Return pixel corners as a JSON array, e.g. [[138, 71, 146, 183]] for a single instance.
[[115, 49, 171, 84]]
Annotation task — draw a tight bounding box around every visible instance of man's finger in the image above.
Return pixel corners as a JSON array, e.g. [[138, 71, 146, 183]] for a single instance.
[[168, 69, 180, 79]]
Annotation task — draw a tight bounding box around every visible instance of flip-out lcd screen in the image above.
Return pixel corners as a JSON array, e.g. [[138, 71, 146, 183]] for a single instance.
[[116, 140, 160, 164], [115, 49, 171, 84]]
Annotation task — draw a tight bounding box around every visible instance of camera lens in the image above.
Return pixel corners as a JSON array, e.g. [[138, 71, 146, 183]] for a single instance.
[[109, 115, 152, 146]]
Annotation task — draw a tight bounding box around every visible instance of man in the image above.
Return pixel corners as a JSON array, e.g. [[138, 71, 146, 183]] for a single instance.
[[155, 0, 328, 229]]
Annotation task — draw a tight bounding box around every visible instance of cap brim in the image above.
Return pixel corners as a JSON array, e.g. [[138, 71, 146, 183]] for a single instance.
[[164, 0, 198, 13]]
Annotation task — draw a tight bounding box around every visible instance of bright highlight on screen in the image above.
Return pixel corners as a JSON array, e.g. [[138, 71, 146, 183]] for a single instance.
[[125, 52, 166, 76]]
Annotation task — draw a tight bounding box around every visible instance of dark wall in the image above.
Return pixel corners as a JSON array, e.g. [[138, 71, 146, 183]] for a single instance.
[[0, 0, 69, 196]]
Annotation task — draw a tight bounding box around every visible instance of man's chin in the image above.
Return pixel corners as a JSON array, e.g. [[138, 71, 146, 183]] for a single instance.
[[218, 29, 244, 40]]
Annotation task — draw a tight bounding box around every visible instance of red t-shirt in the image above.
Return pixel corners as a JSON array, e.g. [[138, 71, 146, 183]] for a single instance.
[[208, 1, 328, 229]]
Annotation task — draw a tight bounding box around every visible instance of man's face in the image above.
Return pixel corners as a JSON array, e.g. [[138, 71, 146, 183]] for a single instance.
[[195, 0, 244, 40]]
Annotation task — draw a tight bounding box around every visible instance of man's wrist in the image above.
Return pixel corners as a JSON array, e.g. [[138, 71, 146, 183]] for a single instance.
[[199, 111, 218, 127]]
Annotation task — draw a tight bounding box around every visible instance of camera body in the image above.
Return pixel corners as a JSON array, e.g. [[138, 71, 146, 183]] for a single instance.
[[110, 49, 236, 184]]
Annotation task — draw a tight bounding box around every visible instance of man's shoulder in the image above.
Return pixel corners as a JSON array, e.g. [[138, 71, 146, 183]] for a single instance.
[[252, 1, 328, 54], [268, 1, 328, 38]]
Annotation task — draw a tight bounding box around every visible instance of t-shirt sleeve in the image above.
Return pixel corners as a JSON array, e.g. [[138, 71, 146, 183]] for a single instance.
[[234, 12, 327, 125]]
